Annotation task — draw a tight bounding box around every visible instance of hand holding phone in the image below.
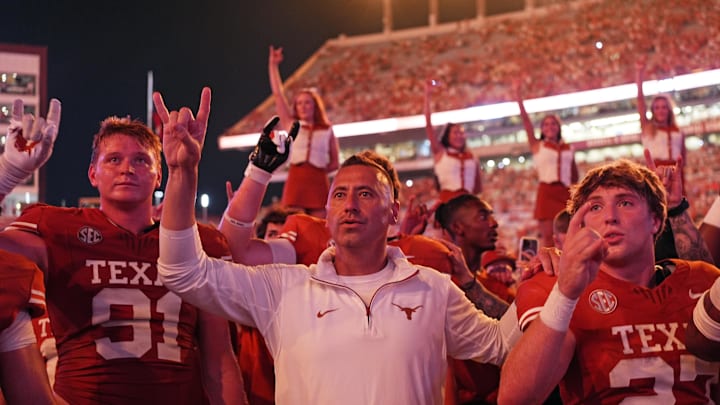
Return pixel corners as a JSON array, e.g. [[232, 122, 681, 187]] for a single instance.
[[518, 236, 539, 262]]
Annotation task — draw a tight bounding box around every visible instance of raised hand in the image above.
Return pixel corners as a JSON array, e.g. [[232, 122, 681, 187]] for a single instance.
[[436, 238, 475, 286], [153, 87, 211, 170], [269, 46, 284, 66], [424, 78, 440, 93], [3, 98, 61, 173], [557, 202, 607, 299], [249, 116, 299, 174], [0, 98, 61, 197], [399, 195, 430, 235], [644, 148, 682, 206]]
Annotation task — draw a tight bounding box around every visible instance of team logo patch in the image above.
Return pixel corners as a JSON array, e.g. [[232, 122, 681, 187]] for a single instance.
[[392, 303, 423, 320], [588, 289, 617, 314], [77, 226, 103, 245]]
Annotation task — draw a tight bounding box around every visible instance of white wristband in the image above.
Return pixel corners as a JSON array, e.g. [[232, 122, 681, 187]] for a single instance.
[[539, 283, 578, 332], [244, 163, 272, 186], [692, 292, 720, 342], [703, 196, 720, 228], [222, 211, 254, 229], [0, 155, 33, 197]]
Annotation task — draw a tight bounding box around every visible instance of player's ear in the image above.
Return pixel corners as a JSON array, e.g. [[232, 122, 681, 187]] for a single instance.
[[651, 212, 662, 235], [390, 200, 400, 225], [88, 164, 98, 187]]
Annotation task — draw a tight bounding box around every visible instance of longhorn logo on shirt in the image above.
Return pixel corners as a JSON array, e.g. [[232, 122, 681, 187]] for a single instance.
[[78, 226, 102, 245], [392, 303, 423, 320], [588, 289, 617, 314]]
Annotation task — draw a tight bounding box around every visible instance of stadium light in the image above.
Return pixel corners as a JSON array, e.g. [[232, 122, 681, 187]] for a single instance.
[[200, 193, 209, 223]]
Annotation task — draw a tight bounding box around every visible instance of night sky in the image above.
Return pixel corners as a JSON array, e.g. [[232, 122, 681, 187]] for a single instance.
[[2, 0, 522, 214]]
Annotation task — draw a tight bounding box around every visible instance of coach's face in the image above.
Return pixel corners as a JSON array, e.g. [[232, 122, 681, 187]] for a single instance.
[[326, 164, 398, 250]]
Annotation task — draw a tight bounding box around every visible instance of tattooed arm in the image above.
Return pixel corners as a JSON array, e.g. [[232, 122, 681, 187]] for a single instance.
[[668, 209, 714, 264], [643, 150, 712, 263], [461, 280, 510, 319], [440, 239, 510, 318]]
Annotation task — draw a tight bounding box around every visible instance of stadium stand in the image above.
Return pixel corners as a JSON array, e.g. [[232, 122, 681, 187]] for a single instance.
[[220, 0, 720, 254]]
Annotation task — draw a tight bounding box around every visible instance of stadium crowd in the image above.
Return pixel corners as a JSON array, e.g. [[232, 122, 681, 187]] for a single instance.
[[230, 0, 720, 132]]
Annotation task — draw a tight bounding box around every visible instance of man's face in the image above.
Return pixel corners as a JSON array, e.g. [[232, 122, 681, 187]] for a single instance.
[[326, 165, 398, 249], [454, 201, 499, 252], [581, 186, 660, 266], [88, 133, 161, 207]]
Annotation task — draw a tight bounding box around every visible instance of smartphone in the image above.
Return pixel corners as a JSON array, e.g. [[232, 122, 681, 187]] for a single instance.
[[518, 236, 539, 262]]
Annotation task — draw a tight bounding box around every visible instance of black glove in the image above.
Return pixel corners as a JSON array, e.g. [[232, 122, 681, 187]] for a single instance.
[[248, 116, 300, 173]]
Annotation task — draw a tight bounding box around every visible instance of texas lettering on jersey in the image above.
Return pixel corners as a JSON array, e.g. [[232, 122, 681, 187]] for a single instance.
[[611, 322, 686, 354], [516, 261, 720, 404], [9, 204, 231, 404], [86, 259, 163, 286]]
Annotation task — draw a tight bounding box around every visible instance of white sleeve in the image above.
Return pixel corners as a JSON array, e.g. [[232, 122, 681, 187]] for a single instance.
[[158, 224, 286, 329], [498, 301, 523, 349], [0, 311, 35, 352], [445, 282, 509, 366], [268, 238, 296, 264]]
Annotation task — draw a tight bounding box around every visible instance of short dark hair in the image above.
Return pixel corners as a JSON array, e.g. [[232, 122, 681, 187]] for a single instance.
[[256, 206, 298, 239], [435, 194, 488, 237]]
